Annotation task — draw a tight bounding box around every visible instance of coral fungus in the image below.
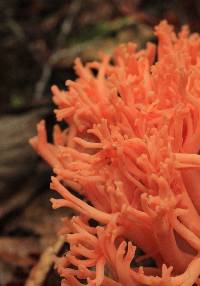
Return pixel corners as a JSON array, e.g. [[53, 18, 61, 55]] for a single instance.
[[30, 21, 200, 285]]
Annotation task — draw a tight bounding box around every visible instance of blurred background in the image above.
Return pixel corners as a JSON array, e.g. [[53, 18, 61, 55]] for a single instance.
[[1, 0, 200, 285]]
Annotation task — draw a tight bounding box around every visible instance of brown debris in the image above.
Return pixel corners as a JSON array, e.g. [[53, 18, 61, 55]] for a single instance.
[[0, 236, 39, 267]]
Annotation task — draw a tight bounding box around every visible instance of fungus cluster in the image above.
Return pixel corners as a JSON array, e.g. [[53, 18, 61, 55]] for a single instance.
[[31, 21, 200, 286]]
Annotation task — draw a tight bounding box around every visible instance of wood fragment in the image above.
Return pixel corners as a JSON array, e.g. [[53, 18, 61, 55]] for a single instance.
[[0, 109, 48, 197]]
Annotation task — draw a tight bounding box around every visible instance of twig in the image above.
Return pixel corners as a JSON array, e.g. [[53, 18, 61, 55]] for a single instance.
[[34, 0, 82, 100], [25, 236, 65, 286]]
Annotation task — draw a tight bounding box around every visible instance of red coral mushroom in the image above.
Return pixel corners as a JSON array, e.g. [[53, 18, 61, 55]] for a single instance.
[[30, 21, 200, 285]]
